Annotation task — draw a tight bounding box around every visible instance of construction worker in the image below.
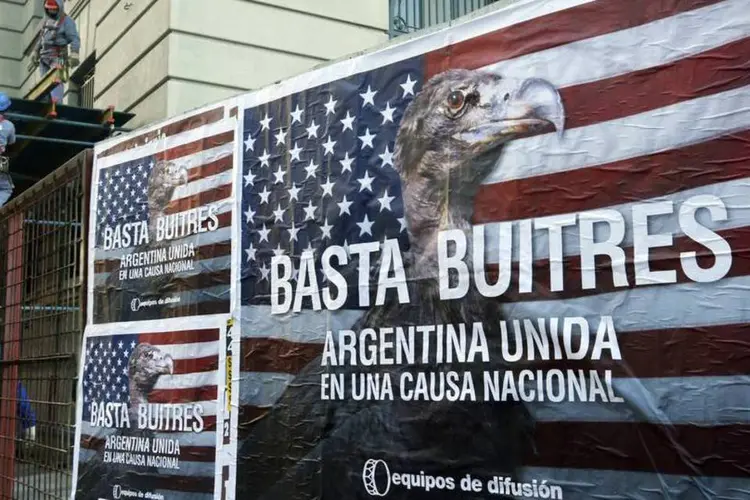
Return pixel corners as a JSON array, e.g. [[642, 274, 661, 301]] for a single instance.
[[32, 0, 80, 102], [0, 92, 14, 204], [0, 92, 14, 163], [17, 382, 37, 444]]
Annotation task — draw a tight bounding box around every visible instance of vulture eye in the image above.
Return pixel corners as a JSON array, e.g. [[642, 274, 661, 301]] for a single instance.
[[503, 93, 510, 102], [447, 90, 465, 111]]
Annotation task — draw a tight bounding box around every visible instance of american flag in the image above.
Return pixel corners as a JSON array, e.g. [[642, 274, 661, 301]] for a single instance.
[[237, 0, 750, 496], [77, 329, 220, 498], [239, 59, 419, 306], [91, 119, 235, 323]]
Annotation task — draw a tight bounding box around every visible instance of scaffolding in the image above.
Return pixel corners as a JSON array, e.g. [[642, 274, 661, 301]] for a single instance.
[[2, 97, 133, 201]]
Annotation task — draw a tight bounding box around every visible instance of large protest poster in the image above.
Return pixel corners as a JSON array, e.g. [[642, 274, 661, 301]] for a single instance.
[[233, 0, 750, 498], [87, 114, 238, 324], [70, 318, 230, 500]]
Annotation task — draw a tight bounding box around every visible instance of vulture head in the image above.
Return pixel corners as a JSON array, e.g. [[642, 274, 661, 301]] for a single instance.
[[394, 69, 564, 276], [128, 343, 174, 404], [146, 160, 189, 224]]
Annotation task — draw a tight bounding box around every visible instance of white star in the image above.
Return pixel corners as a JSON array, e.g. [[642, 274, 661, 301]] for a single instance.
[[321, 177, 335, 197], [245, 244, 257, 262], [304, 159, 318, 179], [324, 95, 337, 115], [401, 74, 417, 97], [244, 206, 256, 223], [289, 183, 300, 201], [377, 190, 395, 212], [260, 113, 273, 130], [257, 223, 271, 242], [258, 185, 271, 204], [244, 134, 256, 152], [259, 263, 270, 281], [288, 223, 300, 241], [259, 149, 271, 167], [273, 204, 285, 223], [358, 128, 376, 149], [303, 200, 317, 221], [357, 214, 375, 236], [398, 217, 407, 232], [339, 152, 355, 173], [340, 111, 355, 132], [342, 239, 351, 255], [306, 120, 320, 139], [275, 128, 288, 146], [321, 219, 333, 240], [360, 85, 377, 107], [289, 142, 303, 161], [379, 145, 394, 168], [291, 265, 299, 282], [380, 102, 396, 124], [357, 170, 375, 192], [273, 243, 286, 256], [304, 242, 315, 255], [288, 183, 301, 201], [322, 136, 337, 156], [290, 105, 304, 124], [273, 165, 285, 184], [337, 195, 353, 215]]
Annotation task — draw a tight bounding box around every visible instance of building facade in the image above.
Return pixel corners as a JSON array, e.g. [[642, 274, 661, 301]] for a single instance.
[[1, 0, 389, 128]]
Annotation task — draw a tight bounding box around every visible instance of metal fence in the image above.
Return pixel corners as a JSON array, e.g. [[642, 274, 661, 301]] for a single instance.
[[389, 0, 501, 37], [0, 151, 91, 500]]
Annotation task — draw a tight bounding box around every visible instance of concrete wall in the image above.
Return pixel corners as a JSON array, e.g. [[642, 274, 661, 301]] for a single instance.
[[163, 0, 389, 125], [0, 0, 42, 96], [3, 0, 388, 128]]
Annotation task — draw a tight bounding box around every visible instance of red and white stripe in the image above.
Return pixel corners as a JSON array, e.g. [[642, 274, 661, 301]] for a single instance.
[[238, 0, 750, 492]]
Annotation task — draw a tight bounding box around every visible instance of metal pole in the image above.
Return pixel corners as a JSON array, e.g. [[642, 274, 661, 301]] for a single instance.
[[15, 135, 95, 147], [5, 112, 131, 133], [10, 172, 42, 182]]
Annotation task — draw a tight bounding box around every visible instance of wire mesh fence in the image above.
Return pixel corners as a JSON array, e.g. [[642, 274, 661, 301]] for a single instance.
[[0, 151, 91, 500]]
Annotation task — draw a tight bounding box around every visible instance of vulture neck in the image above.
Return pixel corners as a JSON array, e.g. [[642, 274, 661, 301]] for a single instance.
[[401, 154, 490, 286], [128, 380, 153, 424]]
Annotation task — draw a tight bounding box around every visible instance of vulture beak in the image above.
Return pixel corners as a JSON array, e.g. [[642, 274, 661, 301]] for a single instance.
[[457, 76, 565, 146], [161, 354, 175, 375]]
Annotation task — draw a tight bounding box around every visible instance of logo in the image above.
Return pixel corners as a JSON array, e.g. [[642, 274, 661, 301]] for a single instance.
[[130, 297, 159, 312], [112, 485, 122, 500], [362, 459, 391, 497]]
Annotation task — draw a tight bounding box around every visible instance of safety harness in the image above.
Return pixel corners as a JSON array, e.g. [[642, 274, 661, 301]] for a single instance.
[[39, 12, 72, 81], [0, 115, 9, 173]]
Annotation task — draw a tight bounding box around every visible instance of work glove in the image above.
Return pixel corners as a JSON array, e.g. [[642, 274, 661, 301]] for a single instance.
[[31, 52, 40, 66], [69, 51, 80, 68], [24, 426, 36, 441]]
